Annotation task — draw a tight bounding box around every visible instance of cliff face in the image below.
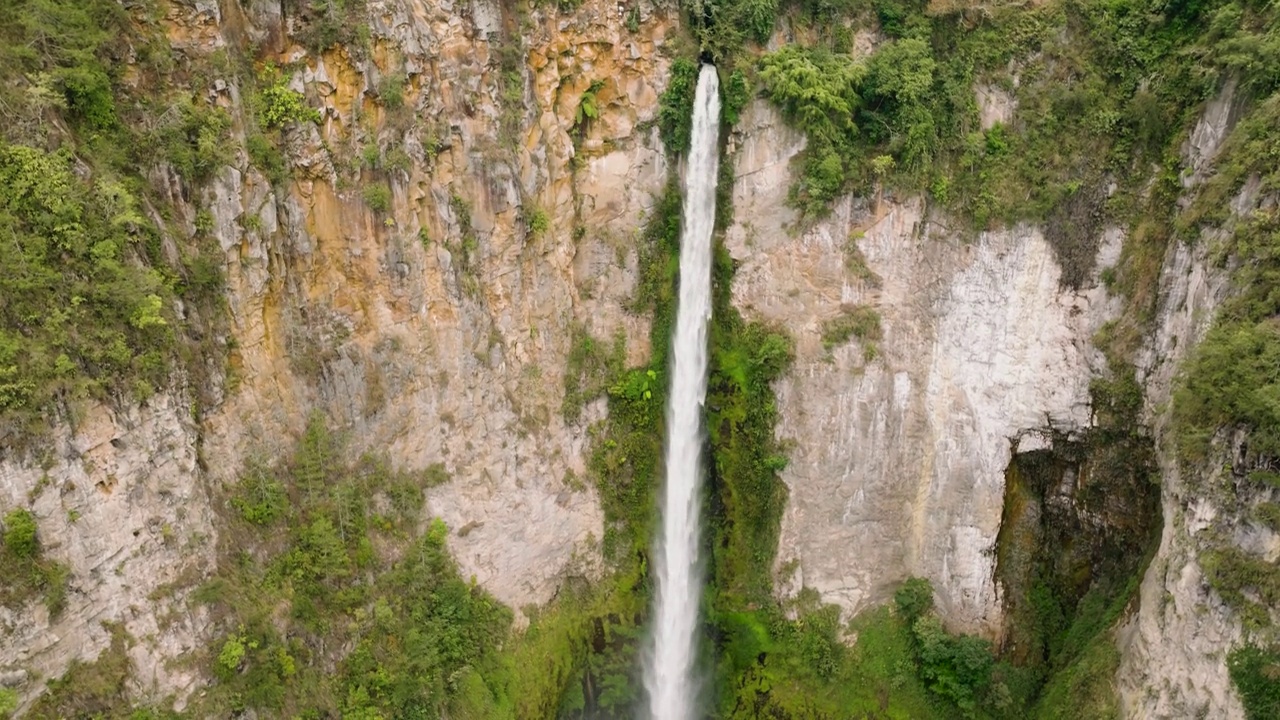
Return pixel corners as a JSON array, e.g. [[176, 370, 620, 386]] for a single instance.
[[1, 0, 676, 708], [0, 2, 1271, 718], [1115, 80, 1247, 720], [197, 0, 674, 612], [724, 73, 1262, 717], [726, 98, 1119, 637]]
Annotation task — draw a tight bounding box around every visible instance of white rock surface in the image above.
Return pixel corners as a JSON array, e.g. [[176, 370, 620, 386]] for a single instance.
[[727, 99, 1121, 636]]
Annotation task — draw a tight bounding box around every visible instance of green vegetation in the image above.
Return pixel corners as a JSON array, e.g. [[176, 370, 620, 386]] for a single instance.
[[721, 69, 751, 127], [706, 247, 794, 605], [1163, 27, 1280, 690], [561, 324, 624, 424], [658, 58, 700, 154], [0, 143, 175, 431], [7, 0, 1280, 716], [26, 623, 181, 719], [1202, 545, 1280, 629], [527, 206, 551, 237], [186, 414, 515, 717], [0, 688, 15, 719], [3, 508, 38, 558], [2, 507, 69, 617], [1228, 644, 1280, 720], [574, 80, 605, 135], [255, 65, 321, 129], [1174, 186, 1280, 466], [742, 0, 1280, 293], [820, 305, 882, 360], [362, 182, 392, 213], [285, 0, 371, 56], [992, 367, 1159, 715], [0, 0, 230, 443]]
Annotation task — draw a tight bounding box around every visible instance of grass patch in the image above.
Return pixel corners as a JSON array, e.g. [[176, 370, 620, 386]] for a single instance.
[[820, 305, 883, 360], [1228, 644, 1280, 720], [1, 507, 70, 617]]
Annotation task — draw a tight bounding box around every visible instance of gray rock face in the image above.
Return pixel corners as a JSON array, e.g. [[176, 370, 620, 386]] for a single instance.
[[726, 99, 1119, 636], [0, 394, 214, 710], [1113, 237, 1241, 720]]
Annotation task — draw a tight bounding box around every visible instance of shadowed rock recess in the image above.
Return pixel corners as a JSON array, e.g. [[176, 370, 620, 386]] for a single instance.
[[1, 1, 1278, 718]]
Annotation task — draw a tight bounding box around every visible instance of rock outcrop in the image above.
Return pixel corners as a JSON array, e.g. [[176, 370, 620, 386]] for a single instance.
[[726, 99, 1120, 637]]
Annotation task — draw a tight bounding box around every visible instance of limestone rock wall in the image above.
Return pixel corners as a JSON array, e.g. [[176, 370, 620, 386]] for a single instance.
[[0, 0, 676, 710], [0, 397, 213, 706], [1114, 79, 1250, 720], [725, 99, 1120, 636]]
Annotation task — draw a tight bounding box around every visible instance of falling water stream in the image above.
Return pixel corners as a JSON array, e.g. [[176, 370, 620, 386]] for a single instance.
[[643, 64, 720, 720]]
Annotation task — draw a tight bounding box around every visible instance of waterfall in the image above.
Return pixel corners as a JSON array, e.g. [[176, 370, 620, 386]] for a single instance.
[[643, 64, 720, 720]]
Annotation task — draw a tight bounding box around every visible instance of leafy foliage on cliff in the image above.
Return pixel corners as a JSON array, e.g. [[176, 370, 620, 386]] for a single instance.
[[190, 414, 516, 718], [1175, 100, 1280, 466], [1228, 644, 1280, 720], [750, 0, 1280, 296], [659, 58, 700, 153], [0, 507, 68, 617], [0, 145, 174, 424], [0, 0, 231, 442]]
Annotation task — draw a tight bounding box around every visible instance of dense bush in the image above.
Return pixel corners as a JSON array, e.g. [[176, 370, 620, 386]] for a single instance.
[[256, 66, 321, 129], [1228, 644, 1280, 720], [0, 144, 175, 426], [2, 509, 38, 559], [658, 58, 700, 154], [1174, 321, 1280, 462], [721, 69, 751, 127], [189, 414, 512, 717]]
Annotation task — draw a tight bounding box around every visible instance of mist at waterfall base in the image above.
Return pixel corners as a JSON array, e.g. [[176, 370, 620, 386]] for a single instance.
[[640, 64, 721, 720]]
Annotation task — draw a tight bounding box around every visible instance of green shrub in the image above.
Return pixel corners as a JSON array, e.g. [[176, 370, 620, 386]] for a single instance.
[[721, 69, 751, 127], [658, 58, 699, 154], [362, 183, 391, 213], [289, 0, 370, 55], [247, 133, 289, 186], [155, 98, 231, 183], [759, 46, 862, 150], [0, 143, 175, 426], [231, 463, 288, 525], [1201, 546, 1280, 628], [424, 462, 451, 487], [1256, 502, 1280, 532], [575, 80, 604, 133], [377, 72, 406, 109], [1174, 321, 1280, 463], [912, 615, 995, 716], [821, 306, 882, 350], [59, 64, 116, 130], [0, 688, 16, 718], [256, 66, 320, 128], [561, 324, 623, 424], [1228, 644, 1280, 720], [527, 207, 550, 237], [2, 508, 38, 559], [217, 633, 250, 677], [895, 576, 934, 622]]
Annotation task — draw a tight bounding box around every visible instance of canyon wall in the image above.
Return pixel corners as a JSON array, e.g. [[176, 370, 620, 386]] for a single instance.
[[1, 0, 676, 708], [0, 3, 1269, 718]]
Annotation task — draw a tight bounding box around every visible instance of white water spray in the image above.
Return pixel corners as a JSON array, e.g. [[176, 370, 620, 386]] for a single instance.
[[644, 64, 720, 720]]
